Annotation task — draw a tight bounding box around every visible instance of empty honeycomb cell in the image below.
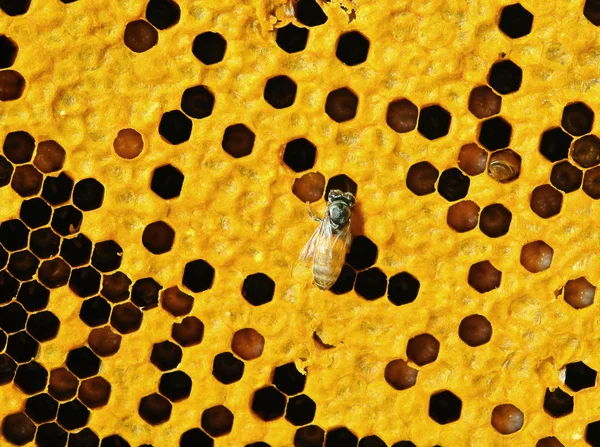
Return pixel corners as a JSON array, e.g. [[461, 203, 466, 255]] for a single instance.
[[543, 387, 573, 418], [145, 0, 180, 30], [386, 98, 418, 133], [38, 257, 71, 288], [60, 234, 93, 267], [384, 359, 418, 390], [80, 296, 111, 327], [325, 88, 358, 123], [468, 85, 502, 119], [222, 123, 255, 158], [520, 240, 553, 273], [247, 441, 270, 447], [3, 131, 35, 164], [0, 218, 29, 251], [17, 280, 49, 311], [295, 0, 327, 26], [192, 31, 227, 65], [405, 161, 439, 196], [15, 361, 47, 394], [0, 353, 16, 384], [294, 425, 325, 447], [7, 331, 38, 363], [110, 302, 143, 334], [478, 116, 512, 151], [437, 168, 470, 201], [113, 129, 143, 160], [540, 127, 572, 162], [20, 198, 52, 228], [447, 200, 480, 233], [30, 228, 61, 259], [488, 60, 523, 94], [49, 368, 79, 401], [326, 427, 358, 447], [161, 286, 193, 316], [150, 165, 183, 200], [88, 326, 122, 357], [283, 138, 317, 173], [587, 421, 600, 447], [530, 184, 563, 218], [2, 413, 36, 446], [273, 362, 306, 395], [25, 393, 59, 423], [491, 404, 524, 434], [0, 35, 18, 69], [387, 272, 420, 306], [79, 376, 111, 408], [428, 391, 462, 425], [564, 277, 596, 309], [231, 328, 265, 360], [498, 3, 534, 38], [0, 330, 5, 350], [181, 85, 215, 120], [488, 149, 521, 183], [180, 428, 213, 447], [73, 178, 105, 211], [42, 172, 74, 206], [0, 244, 6, 268], [201, 405, 234, 437], [468, 260, 502, 293], [346, 236, 377, 271], [252, 386, 287, 421], [101, 435, 131, 447], [27, 311, 60, 342], [292, 172, 325, 202], [406, 333, 440, 366], [131, 278, 162, 310], [550, 160, 583, 193], [34, 140, 66, 173], [158, 110, 192, 145], [8, 250, 39, 281], [572, 135, 600, 168], [0, 302, 27, 333], [150, 341, 182, 371], [0, 155, 13, 186], [325, 174, 358, 197], [336, 31, 370, 66], [359, 435, 386, 447], [101, 272, 131, 302], [264, 75, 297, 109], [172, 316, 205, 347], [182, 259, 214, 293], [458, 314, 492, 347], [584, 0, 600, 25], [158, 370, 192, 402], [67, 347, 101, 379], [584, 166, 600, 199], [479, 204, 512, 238], [124, 20, 158, 53], [562, 102, 594, 137], [36, 422, 68, 447], [52, 205, 83, 236], [242, 272, 275, 306], [69, 266, 101, 297], [0, 70, 26, 101], [417, 104, 451, 140], [329, 265, 356, 295], [276, 23, 308, 54], [354, 267, 387, 300], [286, 394, 316, 426], [68, 428, 100, 447], [139, 393, 172, 425], [57, 399, 89, 430], [212, 352, 244, 384], [537, 438, 564, 447]]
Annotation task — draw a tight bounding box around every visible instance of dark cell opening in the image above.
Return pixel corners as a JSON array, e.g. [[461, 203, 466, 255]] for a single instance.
[[264, 75, 297, 109], [386, 98, 418, 133], [406, 161, 439, 196], [138, 393, 172, 425], [468, 260, 502, 293], [171, 316, 204, 347], [468, 85, 502, 119], [180, 428, 213, 447], [286, 394, 316, 426], [488, 60, 522, 94], [66, 346, 101, 379], [150, 340, 182, 371], [201, 405, 234, 437], [0, 70, 26, 101], [458, 314, 492, 347], [231, 328, 264, 360], [325, 174, 357, 198], [384, 359, 418, 390], [79, 376, 111, 408], [498, 3, 533, 39], [110, 302, 143, 334], [587, 421, 600, 447], [0, 0, 30, 17], [80, 296, 111, 327], [17, 280, 49, 311], [530, 184, 563, 218], [336, 31, 370, 66], [447, 200, 480, 233], [30, 228, 61, 259], [543, 388, 573, 418], [8, 250, 39, 281], [251, 386, 287, 421], [73, 178, 105, 211], [0, 35, 18, 69], [0, 353, 17, 384], [437, 168, 470, 201], [392, 442, 417, 447], [2, 413, 36, 446], [51, 205, 83, 236], [146, 0, 180, 30], [346, 236, 377, 270], [192, 31, 227, 65], [38, 258, 71, 288], [158, 110, 193, 145], [68, 427, 100, 447], [584, 0, 600, 26], [325, 88, 358, 123], [417, 104, 451, 140], [406, 333, 440, 366], [182, 259, 215, 293], [535, 439, 564, 447], [242, 272, 275, 306], [69, 266, 102, 298], [34, 140, 66, 173], [161, 286, 193, 316], [572, 134, 600, 168], [479, 203, 512, 238], [429, 391, 462, 424], [60, 234, 93, 267], [355, 267, 387, 300], [159, 370, 192, 402], [0, 302, 27, 333], [0, 244, 6, 269], [276, 23, 309, 53], [539, 127, 572, 162], [25, 393, 58, 423], [550, 161, 583, 193], [478, 116, 512, 151], [48, 368, 78, 401], [131, 277, 162, 310], [294, 425, 325, 447], [100, 434, 131, 447], [57, 399, 89, 430], [212, 352, 244, 384], [325, 427, 358, 447], [458, 143, 488, 176], [295, 0, 328, 27], [359, 436, 386, 447], [565, 361, 597, 391], [151, 164, 183, 200], [14, 360, 47, 394], [124, 20, 158, 53], [562, 102, 594, 137], [283, 138, 316, 173], [181, 85, 215, 120], [91, 240, 122, 272], [36, 422, 68, 447], [388, 272, 420, 306], [42, 172, 74, 206], [273, 362, 306, 395], [27, 310, 60, 342], [330, 265, 356, 295], [222, 123, 255, 158], [0, 218, 29, 251], [0, 330, 5, 351], [0, 155, 14, 186], [88, 327, 122, 357], [3, 131, 35, 164], [584, 166, 600, 199]]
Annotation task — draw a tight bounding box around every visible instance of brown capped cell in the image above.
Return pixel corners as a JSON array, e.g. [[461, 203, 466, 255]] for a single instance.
[[11, 165, 43, 197], [101, 271, 131, 303], [171, 316, 204, 347], [468, 260, 502, 293], [124, 20, 158, 53], [491, 404, 524, 434], [292, 172, 325, 203], [447, 200, 480, 232], [3, 131, 35, 164], [231, 328, 265, 360], [530, 184, 563, 218], [564, 277, 596, 309], [384, 359, 418, 390], [2, 413, 36, 445], [479, 204, 512, 238], [34, 140, 66, 173], [161, 286, 193, 317], [0, 70, 25, 101], [48, 368, 78, 401], [520, 241, 553, 273], [113, 129, 143, 159], [79, 376, 111, 408], [536, 437, 565, 447], [386, 98, 418, 133], [88, 326, 122, 357], [468, 85, 502, 119], [406, 333, 440, 366], [458, 143, 488, 176], [572, 134, 600, 168], [406, 161, 439, 195], [583, 166, 600, 199], [458, 314, 492, 347]]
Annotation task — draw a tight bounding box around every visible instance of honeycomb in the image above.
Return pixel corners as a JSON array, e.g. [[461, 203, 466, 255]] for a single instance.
[[3, 0, 600, 445]]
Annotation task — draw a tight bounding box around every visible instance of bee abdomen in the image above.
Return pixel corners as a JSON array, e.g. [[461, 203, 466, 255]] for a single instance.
[[312, 254, 342, 291]]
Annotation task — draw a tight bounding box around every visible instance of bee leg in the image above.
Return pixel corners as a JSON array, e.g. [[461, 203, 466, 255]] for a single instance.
[[306, 201, 322, 222]]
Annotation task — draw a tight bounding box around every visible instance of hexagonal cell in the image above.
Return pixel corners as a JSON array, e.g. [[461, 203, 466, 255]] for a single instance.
[[34, 140, 66, 173], [406, 333, 439, 366], [478, 116, 512, 151], [0, 354, 17, 384], [181, 85, 215, 119], [273, 362, 306, 395], [14, 361, 47, 394], [113, 128, 143, 160], [25, 393, 58, 423], [384, 359, 418, 390], [57, 399, 89, 430], [0, 302, 27, 333], [124, 20, 158, 53], [69, 266, 101, 297], [159, 370, 192, 402], [326, 427, 358, 446], [563, 276, 596, 310], [276, 23, 309, 53], [387, 271, 420, 306], [0, 35, 18, 69], [131, 277, 162, 310], [101, 434, 131, 447], [202, 405, 234, 437], [88, 327, 122, 357], [7, 330, 38, 363], [530, 184, 563, 218], [562, 102, 594, 137], [0, 244, 6, 269], [38, 258, 71, 288], [68, 428, 100, 447], [584, 166, 600, 199], [27, 311, 60, 342], [550, 160, 583, 193], [286, 394, 316, 426], [488, 60, 523, 94], [41, 172, 74, 206], [73, 178, 105, 211], [539, 127, 573, 163], [180, 428, 213, 447], [30, 228, 61, 259], [488, 149, 521, 183], [36, 422, 68, 447], [294, 425, 325, 447], [151, 165, 184, 201], [232, 328, 264, 360], [80, 296, 112, 327], [572, 135, 600, 168], [91, 241, 123, 273], [536, 437, 565, 447], [429, 391, 462, 424], [3, 131, 35, 164], [0, 155, 13, 186], [406, 161, 439, 196], [498, 3, 533, 38], [543, 387, 573, 418], [438, 168, 470, 202], [17, 280, 49, 312], [585, 0, 600, 25], [0, 70, 26, 101], [8, 250, 39, 281], [51, 205, 83, 236], [0, 218, 29, 251], [146, 0, 180, 30], [150, 341, 182, 372], [182, 259, 214, 293], [192, 31, 227, 65], [587, 421, 600, 447], [336, 31, 370, 66], [111, 302, 143, 334], [468, 85, 502, 119], [355, 267, 387, 300], [295, 0, 328, 26], [359, 436, 386, 447], [60, 234, 93, 267], [468, 260, 501, 293], [283, 138, 316, 173], [417, 104, 451, 140], [520, 240, 553, 273], [66, 347, 100, 379], [242, 272, 275, 306], [172, 316, 205, 347], [20, 197, 52, 228], [252, 386, 287, 421], [79, 376, 111, 408], [48, 368, 78, 401], [330, 265, 357, 295], [458, 314, 492, 347], [447, 200, 480, 233], [325, 174, 357, 197], [345, 236, 377, 271], [158, 110, 192, 145], [491, 404, 524, 434], [2, 413, 36, 446], [292, 172, 325, 203], [386, 98, 418, 133], [325, 87, 358, 123], [138, 393, 172, 425], [212, 352, 244, 384], [264, 75, 297, 109], [161, 286, 193, 316], [479, 203, 512, 238], [222, 123, 255, 158]]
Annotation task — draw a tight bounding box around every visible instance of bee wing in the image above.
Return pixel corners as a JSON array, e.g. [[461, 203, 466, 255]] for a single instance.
[[299, 213, 333, 261]]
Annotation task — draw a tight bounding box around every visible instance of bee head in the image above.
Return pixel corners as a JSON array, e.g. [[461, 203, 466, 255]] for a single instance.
[[327, 189, 355, 229]]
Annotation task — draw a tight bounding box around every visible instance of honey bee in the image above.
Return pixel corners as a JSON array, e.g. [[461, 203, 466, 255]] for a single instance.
[[299, 189, 355, 290]]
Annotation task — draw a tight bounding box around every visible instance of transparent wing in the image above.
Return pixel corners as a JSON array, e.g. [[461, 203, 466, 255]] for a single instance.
[[299, 213, 334, 261]]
